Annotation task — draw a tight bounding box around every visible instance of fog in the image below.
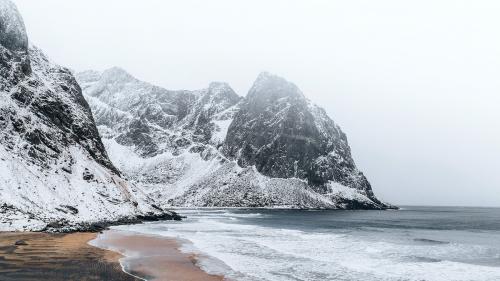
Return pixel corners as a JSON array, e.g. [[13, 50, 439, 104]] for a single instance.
[[13, 0, 500, 206]]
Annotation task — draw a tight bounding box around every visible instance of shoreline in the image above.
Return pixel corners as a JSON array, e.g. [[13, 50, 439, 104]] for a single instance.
[[0, 230, 226, 281], [90, 229, 226, 281], [0, 231, 139, 281]]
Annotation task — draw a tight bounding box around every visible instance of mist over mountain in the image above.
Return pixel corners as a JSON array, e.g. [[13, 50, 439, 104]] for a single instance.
[[76, 68, 390, 210], [0, 0, 392, 232]]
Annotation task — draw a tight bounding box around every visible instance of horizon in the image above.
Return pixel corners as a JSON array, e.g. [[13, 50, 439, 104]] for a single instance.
[[3, 2, 500, 280], [12, 0, 500, 207]]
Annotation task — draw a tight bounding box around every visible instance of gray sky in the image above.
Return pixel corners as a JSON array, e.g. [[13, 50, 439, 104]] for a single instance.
[[13, 0, 500, 207]]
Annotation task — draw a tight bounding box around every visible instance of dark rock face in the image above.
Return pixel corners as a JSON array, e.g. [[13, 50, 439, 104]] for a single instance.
[[181, 82, 242, 143], [41, 211, 183, 233], [0, 1, 117, 174], [0, 43, 118, 174], [82, 168, 94, 181], [224, 72, 379, 202], [0, 0, 28, 52], [116, 119, 159, 157], [0, 1, 177, 231]]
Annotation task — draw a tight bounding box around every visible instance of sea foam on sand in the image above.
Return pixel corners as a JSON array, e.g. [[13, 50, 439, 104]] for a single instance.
[[108, 208, 500, 281], [90, 229, 225, 281]]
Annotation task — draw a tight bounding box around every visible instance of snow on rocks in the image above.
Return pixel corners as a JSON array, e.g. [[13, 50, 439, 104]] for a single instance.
[[0, 0, 28, 51], [77, 68, 391, 210], [0, 0, 177, 231]]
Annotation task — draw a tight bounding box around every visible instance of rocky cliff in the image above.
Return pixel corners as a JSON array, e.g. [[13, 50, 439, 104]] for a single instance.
[[224, 72, 383, 207], [0, 0, 177, 232], [77, 69, 390, 209]]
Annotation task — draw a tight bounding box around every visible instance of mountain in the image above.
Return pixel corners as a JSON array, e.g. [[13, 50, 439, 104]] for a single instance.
[[0, 0, 177, 232], [224, 72, 383, 208], [76, 69, 391, 209], [77, 68, 241, 154]]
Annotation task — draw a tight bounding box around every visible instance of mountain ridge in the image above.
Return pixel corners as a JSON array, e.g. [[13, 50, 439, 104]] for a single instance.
[[76, 68, 391, 210]]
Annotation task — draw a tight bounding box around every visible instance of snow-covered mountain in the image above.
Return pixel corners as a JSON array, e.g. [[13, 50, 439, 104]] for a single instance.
[[76, 69, 391, 209], [224, 72, 385, 208], [0, 0, 178, 232]]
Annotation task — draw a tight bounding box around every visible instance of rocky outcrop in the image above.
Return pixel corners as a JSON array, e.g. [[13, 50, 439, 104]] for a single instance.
[[0, 0, 177, 231], [180, 82, 242, 145], [224, 72, 381, 205]]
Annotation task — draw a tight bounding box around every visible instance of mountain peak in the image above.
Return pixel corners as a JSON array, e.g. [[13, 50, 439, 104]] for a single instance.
[[256, 71, 273, 79], [0, 0, 28, 51], [207, 81, 239, 98], [247, 71, 304, 102], [254, 71, 286, 84], [100, 67, 136, 83], [102, 66, 132, 76], [208, 81, 231, 90]]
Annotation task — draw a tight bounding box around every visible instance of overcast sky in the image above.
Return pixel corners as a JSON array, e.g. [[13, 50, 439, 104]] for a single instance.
[[13, 0, 500, 206]]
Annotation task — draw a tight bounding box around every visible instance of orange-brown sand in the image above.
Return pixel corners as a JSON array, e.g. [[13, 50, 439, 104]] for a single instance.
[[93, 230, 226, 281], [0, 232, 139, 281]]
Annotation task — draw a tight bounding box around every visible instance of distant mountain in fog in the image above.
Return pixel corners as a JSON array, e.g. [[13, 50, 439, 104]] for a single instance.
[[76, 68, 391, 209]]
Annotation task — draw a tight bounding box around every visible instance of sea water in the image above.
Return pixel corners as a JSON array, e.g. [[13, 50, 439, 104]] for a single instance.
[[113, 207, 500, 281]]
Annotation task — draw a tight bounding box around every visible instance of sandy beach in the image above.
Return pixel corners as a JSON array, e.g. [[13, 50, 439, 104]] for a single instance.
[[91, 230, 225, 281], [0, 232, 138, 281], [0, 230, 225, 281]]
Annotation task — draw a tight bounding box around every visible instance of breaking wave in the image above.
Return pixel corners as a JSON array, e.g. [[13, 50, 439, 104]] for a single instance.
[[114, 207, 500, 281]]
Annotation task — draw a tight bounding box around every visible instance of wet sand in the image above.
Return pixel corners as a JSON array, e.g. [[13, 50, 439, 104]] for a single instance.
[[91, 230, 225, 281], [0, 232, 139, 281]]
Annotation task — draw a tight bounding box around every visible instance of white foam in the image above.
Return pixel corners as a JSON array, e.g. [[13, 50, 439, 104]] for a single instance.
[[113, 210, 500, 281]]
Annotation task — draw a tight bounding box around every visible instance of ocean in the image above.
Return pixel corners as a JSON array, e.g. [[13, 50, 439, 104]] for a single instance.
[[113, 207, 500, 281]]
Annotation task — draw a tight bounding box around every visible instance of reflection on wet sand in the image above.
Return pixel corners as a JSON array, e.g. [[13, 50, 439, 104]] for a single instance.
[[0, 232, 138, 281], [92, 230, 226, 281]]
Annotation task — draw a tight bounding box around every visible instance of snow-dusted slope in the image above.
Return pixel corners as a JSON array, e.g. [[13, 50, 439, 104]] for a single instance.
[[77, 68, 241, 155], [76, 69, 248, 206], [77, 69, 391, 209], [0, 0, 177, 232], [224, 72, 385, 208]]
